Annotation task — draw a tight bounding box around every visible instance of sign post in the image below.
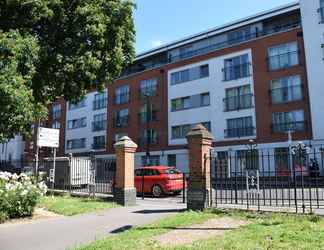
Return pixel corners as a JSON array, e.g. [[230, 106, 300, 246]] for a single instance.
[[36, 127, 60, 197]]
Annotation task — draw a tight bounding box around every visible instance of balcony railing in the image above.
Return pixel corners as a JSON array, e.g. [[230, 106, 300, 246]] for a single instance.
[[93, 98, 107, 110], [137, 136, 159, 147], [92, 120, 107, 132], [270, 86, 303, 104], [268, 51, 299, 71], [272, 121, 306, 133], [223, 94, 253, 111], [222, 63, 251, 81], [113, 116, 129, 128], [113, 93, 130, 105], [139, 87, 157, 99], [224, 127, 255, 138], [318, 7, 324, 23], [138, 110, 158, 124]]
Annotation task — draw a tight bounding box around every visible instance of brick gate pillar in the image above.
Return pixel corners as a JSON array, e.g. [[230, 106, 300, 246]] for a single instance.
[[186, 124, 214, 210], [114, 136, 138, 206]]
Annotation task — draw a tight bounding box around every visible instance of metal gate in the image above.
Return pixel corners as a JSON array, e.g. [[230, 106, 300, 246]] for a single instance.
[[212, 143, 324, 213]]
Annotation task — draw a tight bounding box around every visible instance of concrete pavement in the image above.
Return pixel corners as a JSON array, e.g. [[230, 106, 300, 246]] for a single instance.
[[0, 199, 186, 250]]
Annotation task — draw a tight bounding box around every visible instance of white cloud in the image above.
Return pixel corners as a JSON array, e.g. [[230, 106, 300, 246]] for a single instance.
[[151, 40, 163, 48]]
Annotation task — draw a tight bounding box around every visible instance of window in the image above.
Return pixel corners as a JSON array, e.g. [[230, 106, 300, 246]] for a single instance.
[[271, 75, 302, 104], [113, 109, 129, 128], [172, 122, 211, 139], [171, 64, 209, 85], [268, 42, 299, 71], [275, 148, 289, 172], [224, 85, 252, 111], [67, 117, 87, 130], [140, 78, 158, 98], [114, 85, 130, 104], [141, 155, 160, 166], [92, 113, 106, 132], [272, 110, 305, 133], [93, 136, 106, 150], [319, 0, 324, 23], [139, 104, 157, 123], [139, 129, 158, 145], [69, 98, 86, 110], [227, 26, 252, 45], [171, 93, 210, 111], [52, 121, 60, 129], [225, 117, 254, 138], [216, 152, 229, 177], [236, 150, 259, 170], [167, 154, 177, 167], [93, 92, 107, 110], [52, 104, 61, 120], [223, 54, 250, 81], [67, 138, 86, 150]]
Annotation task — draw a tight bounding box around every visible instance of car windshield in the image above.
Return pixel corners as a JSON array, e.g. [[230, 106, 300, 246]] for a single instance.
[[164, 168, 181, 174]]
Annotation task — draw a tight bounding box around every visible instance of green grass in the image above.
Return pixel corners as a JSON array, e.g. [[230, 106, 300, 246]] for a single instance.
[[74, 209, 324, 250], [38, 195, 118, 216]]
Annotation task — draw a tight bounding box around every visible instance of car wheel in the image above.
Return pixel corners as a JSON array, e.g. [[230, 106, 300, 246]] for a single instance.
[[152, 185, 163, 198]]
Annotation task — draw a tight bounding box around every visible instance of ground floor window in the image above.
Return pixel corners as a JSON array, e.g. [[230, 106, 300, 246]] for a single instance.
[[141, 155, 160, 166]]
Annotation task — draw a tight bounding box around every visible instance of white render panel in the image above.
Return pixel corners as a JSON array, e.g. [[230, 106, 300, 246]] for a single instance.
[[168, 49, 256, 146], [300, 0, 324, 140], [65, 89, 107, 154]]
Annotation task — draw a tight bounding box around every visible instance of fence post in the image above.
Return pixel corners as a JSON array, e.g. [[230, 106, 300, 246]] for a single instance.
[[114, 136, 138, 206], [186, 124, 214, 210]]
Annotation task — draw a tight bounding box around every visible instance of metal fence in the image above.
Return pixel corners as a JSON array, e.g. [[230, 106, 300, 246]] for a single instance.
[[211, 143, 324, 213]]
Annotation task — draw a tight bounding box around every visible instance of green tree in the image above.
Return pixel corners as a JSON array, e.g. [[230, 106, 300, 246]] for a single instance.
[[0, 0, 135, 141]]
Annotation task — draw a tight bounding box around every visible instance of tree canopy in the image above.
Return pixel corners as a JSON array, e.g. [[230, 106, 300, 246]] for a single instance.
[[0, 0, 136, 142]]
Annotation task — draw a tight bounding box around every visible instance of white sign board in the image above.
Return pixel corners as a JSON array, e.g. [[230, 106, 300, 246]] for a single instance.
[[37, 127, 60, 148]]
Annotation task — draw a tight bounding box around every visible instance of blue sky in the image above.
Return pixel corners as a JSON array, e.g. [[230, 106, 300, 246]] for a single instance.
[[133, 0, 296, 54]]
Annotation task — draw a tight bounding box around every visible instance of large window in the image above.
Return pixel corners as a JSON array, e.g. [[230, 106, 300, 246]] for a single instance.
[[69, 98, 86, 110], [139, 78, 158, 98], [92, 113, 107, 132], [172, 122, 211, 139], [223, 54, 250, 81], [93, 136, 106, 150], [52, 121, 60, 129], [224, 85, 252, 111], [227, 27, 252, 45], [67, 138, 86, 150], [171, 93, 210, 111], [271, 75, 302, 104], [114, 85, 130, 105], [236, 150, 259, 170], [139, 129, 158, 146], [268, 42, 299, 71], [171, 64, 209, 85], [67, 117, 87, 130], [272, 110, 305, 133], [225, 117, 254, 138], [93, 92, 107, 110], [52, 104, 61, 120], [113, 109, 129, 128], [138, 104, 157, 124], [319, 0, 324, 23]]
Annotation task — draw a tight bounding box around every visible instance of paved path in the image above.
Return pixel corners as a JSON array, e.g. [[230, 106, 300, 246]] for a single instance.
[[0, 199, 186, 250]]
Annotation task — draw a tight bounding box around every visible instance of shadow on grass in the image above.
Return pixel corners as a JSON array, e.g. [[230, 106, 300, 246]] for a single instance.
[[137, 226, 236, 231], [133, 209, 186, 214]]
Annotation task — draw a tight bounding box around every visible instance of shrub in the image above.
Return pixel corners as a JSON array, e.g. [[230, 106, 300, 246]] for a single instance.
[[0, 171, 47, 221]]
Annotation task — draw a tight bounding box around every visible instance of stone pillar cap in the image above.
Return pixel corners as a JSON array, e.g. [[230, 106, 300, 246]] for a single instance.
[[114, 136, 138, 149], [186, 124, 214, 140]]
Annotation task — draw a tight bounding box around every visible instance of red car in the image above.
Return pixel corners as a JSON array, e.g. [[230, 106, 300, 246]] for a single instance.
[[134, 166, 185, 197]]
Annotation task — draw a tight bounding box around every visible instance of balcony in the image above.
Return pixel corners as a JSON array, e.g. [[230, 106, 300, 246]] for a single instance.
[[92, 120, 107, 132], [137, 136, 159, 147], [223, 94, 253, 112], [93, 98, 107, 110], [268, 51, 299, 71], [113, 93, 130, 105], [222, 63, 251, 81], [318, 7, 324, 23], [272, 121, 306, 133], [138, 110, 158, 124], [224, 127, 255, 138], [270, 86, 303, 104], [139, 87, 157, 100], [113, 116, 129, 128]]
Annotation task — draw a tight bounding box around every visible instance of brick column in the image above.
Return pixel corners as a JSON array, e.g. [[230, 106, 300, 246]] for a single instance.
[[186, 124, 214, 210], [114, 136, 138, 206]]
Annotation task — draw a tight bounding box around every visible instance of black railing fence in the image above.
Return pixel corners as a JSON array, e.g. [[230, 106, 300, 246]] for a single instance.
[[211, 144, 324, 213]]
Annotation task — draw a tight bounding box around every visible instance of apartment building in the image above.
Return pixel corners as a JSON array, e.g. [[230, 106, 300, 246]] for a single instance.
[[4, 1, 323, 172]]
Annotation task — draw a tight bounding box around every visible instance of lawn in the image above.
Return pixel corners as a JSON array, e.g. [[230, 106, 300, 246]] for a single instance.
[[38, 195, 118, 216], [74, 209, 324, 250]]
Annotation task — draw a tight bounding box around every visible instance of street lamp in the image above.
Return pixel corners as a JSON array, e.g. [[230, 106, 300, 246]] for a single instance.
[[143, 93, 151, 166]]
